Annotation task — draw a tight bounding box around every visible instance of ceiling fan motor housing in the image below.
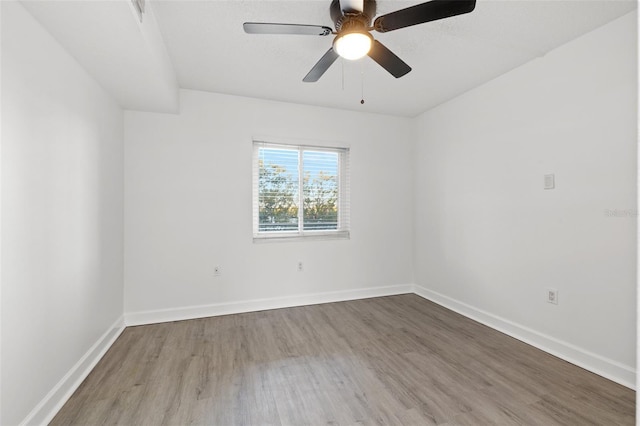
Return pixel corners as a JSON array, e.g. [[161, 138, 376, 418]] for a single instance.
[[336, 14, 371, 35], [330, 0, 377, 31]]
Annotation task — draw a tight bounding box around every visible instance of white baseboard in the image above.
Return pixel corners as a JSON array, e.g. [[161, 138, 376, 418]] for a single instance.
[[413, 284, 636, 390], [20, 316, 126, 426], [125, 284, 414, 326]]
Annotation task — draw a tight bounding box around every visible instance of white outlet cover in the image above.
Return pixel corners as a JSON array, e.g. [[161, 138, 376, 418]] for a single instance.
[[546, 288, 558, 304]]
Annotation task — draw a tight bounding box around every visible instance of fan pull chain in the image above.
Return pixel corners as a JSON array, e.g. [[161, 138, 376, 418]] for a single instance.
[[360, 62, 365, 104], [341, 58, 345, 91]]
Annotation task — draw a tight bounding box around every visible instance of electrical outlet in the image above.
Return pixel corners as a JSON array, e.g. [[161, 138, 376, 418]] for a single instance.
[[297, 261, 303, 272], [546, 288, 558, 305], [214, 266, 221, 276]]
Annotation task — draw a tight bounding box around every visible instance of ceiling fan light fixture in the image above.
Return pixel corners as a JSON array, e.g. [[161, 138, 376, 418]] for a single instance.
[[246, 0, 477, 81], [333, 31, 372, 60]]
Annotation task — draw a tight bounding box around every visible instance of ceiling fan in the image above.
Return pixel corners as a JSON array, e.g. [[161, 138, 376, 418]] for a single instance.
[[243, 0, 476, 82]]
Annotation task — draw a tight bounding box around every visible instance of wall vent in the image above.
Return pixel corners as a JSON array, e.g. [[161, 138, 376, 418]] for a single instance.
[[131, 0, 145, 22]]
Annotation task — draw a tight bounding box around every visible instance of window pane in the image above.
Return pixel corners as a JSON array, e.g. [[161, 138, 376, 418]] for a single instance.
[[303, 151, 338, 231], [258, 148, 299, 232]]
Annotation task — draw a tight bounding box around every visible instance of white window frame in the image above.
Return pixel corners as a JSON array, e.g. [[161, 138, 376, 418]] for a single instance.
[[252, 140, 350, 242]]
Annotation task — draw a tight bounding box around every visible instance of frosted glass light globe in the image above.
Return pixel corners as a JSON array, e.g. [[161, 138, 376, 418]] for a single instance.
[[334, 32, 372, 60]]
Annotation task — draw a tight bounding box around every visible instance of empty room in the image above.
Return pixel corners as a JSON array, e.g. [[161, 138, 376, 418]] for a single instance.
[[1, 0, 637, 424]]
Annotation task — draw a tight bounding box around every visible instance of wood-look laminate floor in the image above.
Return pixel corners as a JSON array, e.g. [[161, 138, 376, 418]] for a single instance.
[[51, 294, 635, 425]]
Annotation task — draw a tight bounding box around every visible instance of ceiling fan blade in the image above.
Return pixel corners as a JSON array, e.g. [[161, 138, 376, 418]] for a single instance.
[[367, 40, 411, 78], [373, 0, 476, 33], [303, 48, 340, 82], [340, 0, 364, 13], [243, 22, 332, 36]]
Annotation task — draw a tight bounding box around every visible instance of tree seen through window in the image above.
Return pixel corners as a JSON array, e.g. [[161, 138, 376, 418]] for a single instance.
[[258, 147, 338, 232]]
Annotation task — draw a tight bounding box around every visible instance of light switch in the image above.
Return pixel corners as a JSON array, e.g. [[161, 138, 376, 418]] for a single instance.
[[544, 174, 555, 190]]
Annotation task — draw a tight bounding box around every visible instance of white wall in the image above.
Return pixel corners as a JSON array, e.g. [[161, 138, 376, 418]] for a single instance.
[[413, 12, 637, 387], [1, 3, 124, 425], [124, 90, 414, 319]]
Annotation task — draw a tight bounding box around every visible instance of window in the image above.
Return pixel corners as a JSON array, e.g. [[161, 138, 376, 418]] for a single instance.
[[253, 141, 350, 241]]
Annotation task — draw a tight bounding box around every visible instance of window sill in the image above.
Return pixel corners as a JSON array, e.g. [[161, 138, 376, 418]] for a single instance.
[[253, 230, 350, 243]]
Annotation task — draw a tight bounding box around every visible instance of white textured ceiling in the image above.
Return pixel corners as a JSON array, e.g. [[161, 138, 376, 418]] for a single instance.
[[21, 0, 637, 117]]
